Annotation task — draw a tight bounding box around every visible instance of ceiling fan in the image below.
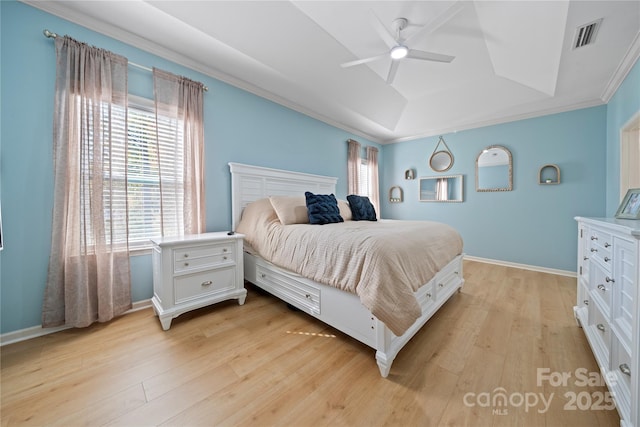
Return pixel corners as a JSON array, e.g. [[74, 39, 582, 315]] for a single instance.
[[341, 13, 457, 84]]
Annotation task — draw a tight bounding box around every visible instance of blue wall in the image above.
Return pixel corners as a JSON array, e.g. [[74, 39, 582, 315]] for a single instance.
[[381, 106, 608, 272], [0, 1, 379, 334]]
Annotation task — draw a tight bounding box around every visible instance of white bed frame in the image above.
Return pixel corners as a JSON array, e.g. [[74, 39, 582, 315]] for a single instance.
[[229, 162, 464, 377]]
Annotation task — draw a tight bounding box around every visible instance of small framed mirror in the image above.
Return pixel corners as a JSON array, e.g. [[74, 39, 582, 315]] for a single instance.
[[419, 175, 464, 202], [476, 145, 513, 192], [429, 136, 454, 172]]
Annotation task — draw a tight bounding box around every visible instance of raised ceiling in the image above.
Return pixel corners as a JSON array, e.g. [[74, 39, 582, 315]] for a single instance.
[[27, 0, 640, 143]]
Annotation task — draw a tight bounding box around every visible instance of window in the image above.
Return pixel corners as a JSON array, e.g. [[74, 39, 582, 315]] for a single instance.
[[128, 96, 185, 248], [83, 96, 185, 250], [359, 158, 370, 197]]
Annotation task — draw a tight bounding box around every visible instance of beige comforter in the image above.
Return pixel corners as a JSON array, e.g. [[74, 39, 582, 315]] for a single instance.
[[237, 198, 463, 336]]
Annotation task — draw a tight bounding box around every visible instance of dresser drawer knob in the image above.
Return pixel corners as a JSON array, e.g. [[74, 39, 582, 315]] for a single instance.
[[439, 283, 444, 288], [201, 280, 213, 287], [583, 300, 589, 306], [604, 242, 611, 248], [583, 256, 588, 261], [604, 257, 610, 262], [619, 364, 631, 376], [596, 323, 605, 332], [260, 273, 266, 278], [223, 248, 228, 253], [184, 253, 189, 258], [605, 276, 615, 283], [223, 256, 228, 260], [426, 293, 432, 298], [591, 236, 598, 241], [305, 294, 311, 299], [590, 248, 598, 253], [597, 284, 606, 291], [184, 262, 189, 267]]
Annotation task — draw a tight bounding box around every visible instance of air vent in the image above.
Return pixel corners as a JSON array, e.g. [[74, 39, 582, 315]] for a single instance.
[[573, 18, 602, 49]]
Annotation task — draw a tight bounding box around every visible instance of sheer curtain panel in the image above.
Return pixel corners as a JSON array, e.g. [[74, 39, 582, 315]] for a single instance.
[[43, 36, 132, 328], [367, 146, 380, 218], [153, 69, 206, 235], [347, 139, 361, 195]]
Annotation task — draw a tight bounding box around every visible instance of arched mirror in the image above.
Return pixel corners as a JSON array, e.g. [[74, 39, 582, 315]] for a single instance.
[[476, 145, 513, 192], [429, 136, 454, 172]]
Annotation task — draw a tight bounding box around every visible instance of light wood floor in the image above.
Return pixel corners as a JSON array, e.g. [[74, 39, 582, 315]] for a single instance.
[[1, 261, 620, 426]]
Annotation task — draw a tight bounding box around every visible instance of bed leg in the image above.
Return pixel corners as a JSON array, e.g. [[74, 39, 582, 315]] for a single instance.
[[375, 351, 391, 378]]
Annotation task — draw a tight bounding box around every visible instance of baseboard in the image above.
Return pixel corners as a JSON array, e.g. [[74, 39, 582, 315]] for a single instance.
[[464, 255, 577, 278], [0, 299, 153, 347]]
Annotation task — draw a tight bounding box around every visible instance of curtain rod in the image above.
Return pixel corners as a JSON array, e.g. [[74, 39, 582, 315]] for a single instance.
[[43, 29, 208, 92]]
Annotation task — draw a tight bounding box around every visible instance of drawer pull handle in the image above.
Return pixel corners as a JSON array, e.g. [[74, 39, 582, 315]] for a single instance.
[[201, 281, 213, 287], [583, 300, 589, 306], [591, 236, 598, 241], [597, 284, 606, 291], [184, 262, 189, 267], [604, 257, 610, 262], [605, 277, 615, 283], [583, 256, 588, 261], [223, 256, 228, 260], [619, 364, 631, 376], [426, 293, 432, 298], [184, 254, 189, 258], [596, 323, 605, 332], [223, 248, 228, 253], [590, 248, 598, 253], [305, 294, 311, 299], [439, 283, 444, 288], [604, 242, 611, 248], [260, 273, 266, 278]]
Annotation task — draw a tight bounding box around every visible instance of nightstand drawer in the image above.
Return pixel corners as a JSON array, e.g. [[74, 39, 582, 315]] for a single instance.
[[174, 267, 236, 304], [174, 244, 235, 273]]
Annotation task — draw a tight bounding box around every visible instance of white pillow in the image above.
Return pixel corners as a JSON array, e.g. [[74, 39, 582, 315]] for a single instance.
[[269, 196, 309, 225]]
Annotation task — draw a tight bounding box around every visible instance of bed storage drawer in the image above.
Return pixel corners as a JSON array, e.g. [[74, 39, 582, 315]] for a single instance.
[[256, 265, 321, 316]]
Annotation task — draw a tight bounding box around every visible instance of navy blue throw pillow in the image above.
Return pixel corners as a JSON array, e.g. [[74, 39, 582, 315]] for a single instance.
[[305, 192, 344, 225], [347, 195, 377, 221]]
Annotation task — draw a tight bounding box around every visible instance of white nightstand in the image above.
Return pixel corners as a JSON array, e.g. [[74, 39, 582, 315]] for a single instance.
[[151, 232, 246, 330]]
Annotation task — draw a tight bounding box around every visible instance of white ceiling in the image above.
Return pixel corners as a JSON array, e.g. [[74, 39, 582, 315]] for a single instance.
[[27, 0, 640, 144]]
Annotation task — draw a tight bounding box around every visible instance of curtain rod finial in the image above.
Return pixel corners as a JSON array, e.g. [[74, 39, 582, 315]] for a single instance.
[[43, 29, 57, 39]]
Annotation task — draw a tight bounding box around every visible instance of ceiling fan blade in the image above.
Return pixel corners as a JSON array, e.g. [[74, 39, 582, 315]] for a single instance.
[[341, 52, 388, 68], [386, 60, 400, 84], [407, 49, 455, 63], [404, 2, 465, 45], [370, 10, 397, 49]]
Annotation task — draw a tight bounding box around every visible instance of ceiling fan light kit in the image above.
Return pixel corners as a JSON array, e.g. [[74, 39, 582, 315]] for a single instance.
[[390, 45, 409, 59]]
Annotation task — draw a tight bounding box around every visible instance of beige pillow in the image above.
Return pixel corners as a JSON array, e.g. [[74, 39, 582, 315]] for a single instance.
[[338, 199, 352, 221], [269, 196, 309, 225]]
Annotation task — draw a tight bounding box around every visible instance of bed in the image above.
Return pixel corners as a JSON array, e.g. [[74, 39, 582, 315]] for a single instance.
[[229, 162, 465, 377]]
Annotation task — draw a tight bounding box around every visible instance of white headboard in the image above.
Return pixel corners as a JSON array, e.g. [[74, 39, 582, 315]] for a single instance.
[[229, 163, 338, 230]]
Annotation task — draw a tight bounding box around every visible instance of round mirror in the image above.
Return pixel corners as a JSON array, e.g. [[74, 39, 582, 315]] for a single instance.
[[429, 151, 454, 172]]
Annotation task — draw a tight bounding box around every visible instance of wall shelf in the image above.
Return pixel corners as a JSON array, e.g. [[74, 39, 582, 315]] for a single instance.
[[539, 164, 560, 185]]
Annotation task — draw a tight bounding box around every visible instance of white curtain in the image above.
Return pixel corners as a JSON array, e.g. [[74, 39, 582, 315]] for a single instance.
[[366, 146, 380, 218], [43, 36, 131, 328], [347, 139, 361, 195], [153, 69, 206, 235], [436, 178, 449, 201]]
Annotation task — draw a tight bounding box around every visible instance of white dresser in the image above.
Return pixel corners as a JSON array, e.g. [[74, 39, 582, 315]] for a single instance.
[[151, 232, 246, 330], [575, 217, 639, 427]]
